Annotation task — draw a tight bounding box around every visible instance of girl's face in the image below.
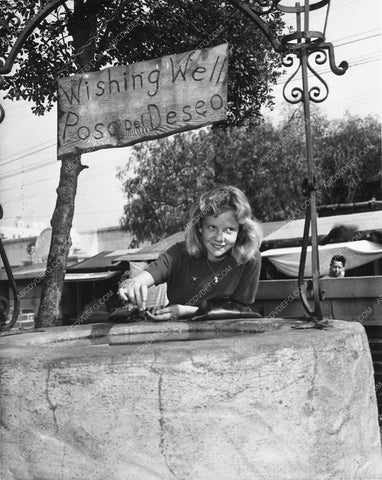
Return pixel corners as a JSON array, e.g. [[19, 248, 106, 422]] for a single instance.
[[201, 209, 239, 261]]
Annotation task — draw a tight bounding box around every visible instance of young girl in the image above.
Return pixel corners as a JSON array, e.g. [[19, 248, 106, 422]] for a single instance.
[[118, 185, 262, 320]]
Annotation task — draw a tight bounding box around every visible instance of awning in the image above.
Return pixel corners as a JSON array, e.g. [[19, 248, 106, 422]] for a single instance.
[[261, 240, 382, 277], [263, 211, 382, 245], [66, 249, 138, 271], [0, 265, 120, 282], [64, 271, 119, 282]]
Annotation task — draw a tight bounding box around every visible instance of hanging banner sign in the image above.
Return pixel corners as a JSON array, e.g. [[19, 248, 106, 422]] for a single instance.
[[57, 43, 228, 159]]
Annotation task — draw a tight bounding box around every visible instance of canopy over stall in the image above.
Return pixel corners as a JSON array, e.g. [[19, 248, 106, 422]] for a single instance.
[[263, 211, 382, 249], [262, 240, 382, 278]]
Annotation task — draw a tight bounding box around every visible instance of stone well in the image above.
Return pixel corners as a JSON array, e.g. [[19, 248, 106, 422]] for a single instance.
[[1, 318, 381, 480]]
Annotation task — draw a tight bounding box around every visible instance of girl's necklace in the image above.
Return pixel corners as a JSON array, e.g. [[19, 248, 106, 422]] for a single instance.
[[206, 256, 228, 284]]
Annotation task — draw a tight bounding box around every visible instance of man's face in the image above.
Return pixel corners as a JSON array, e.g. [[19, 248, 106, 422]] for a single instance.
[[329, 260, 345, 278]]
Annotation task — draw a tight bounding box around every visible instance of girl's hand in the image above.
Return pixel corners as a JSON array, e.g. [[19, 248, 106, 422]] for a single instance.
[[146, 305, 198, 321], [118, 281, 148, 311], [118, 271, 155, 311]]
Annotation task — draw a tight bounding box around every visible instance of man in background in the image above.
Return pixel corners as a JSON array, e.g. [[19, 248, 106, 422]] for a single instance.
[[329, 255, 346, 278]]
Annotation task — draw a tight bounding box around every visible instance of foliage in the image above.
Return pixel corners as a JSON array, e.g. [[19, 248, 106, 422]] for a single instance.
[[118, 110, 381, 241], [315, 114, 381, 204], [211, 117, 308, 222], [0, 0, 283, 124], [117, 130, 216, 243]]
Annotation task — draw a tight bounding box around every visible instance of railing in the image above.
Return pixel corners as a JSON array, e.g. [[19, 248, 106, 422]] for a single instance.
[[255, 276, 382, 325]]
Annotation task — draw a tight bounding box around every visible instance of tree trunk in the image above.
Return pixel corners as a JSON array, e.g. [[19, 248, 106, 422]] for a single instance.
[[36, 156, 87, 327]]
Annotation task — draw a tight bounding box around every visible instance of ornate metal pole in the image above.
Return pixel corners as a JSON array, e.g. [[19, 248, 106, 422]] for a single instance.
[[299, 39, 322, 320], [230, 0, 348, 325]]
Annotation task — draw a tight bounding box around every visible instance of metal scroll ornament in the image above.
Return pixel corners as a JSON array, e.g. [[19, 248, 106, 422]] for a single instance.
[[282, 44, 348, 105], [282, 49, 329, 104]]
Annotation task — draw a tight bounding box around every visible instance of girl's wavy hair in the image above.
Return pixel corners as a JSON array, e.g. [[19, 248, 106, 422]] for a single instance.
[[185, 185, 262, 264]]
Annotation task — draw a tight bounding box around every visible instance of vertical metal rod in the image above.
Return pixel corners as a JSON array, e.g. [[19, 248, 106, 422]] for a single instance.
[[0, 237, 20, 330], [296, 2, 302, 37], [300, 45, 323, 320], [304, 0, 309, 37], [323, 0, 331, 37]]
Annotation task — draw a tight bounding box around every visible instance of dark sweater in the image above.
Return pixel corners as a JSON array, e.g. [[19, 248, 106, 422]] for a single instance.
[[146, 242, 261, 307]]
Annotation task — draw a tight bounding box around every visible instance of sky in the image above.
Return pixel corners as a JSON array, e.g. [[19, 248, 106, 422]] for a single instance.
[[0, 0, 381, 236]]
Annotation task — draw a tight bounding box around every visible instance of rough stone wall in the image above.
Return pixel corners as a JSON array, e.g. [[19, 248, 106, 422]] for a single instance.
[[1, 320, 381, 480]]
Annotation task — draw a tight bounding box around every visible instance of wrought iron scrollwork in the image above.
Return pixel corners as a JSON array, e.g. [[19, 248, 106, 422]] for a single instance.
[[282, 45, 348, 106], [306, 49, 329, 103], [321, 42, 349, 76], [282, 53, 303, 104]]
